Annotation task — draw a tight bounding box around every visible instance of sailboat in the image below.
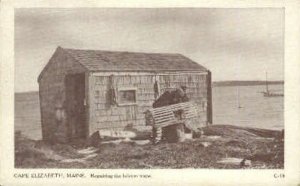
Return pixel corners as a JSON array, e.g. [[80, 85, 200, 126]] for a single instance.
[[262, 72, 284, 97]]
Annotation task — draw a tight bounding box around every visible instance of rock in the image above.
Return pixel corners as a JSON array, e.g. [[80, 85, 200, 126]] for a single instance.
[[217, 158, 244, 165], [86, 131, 101, 147], [134, 140, 150, 145], [202, 142, 211, 147], [123, 138, 131, 142], [101, 139, 122, 145], [254, 137, 274, 140], [199, 142, 211, 147], [202, 135, 221, 141], [83, 153, 98, 160], [61, 158, 86, 163], [217, 157, 251, 167], [240, 159, 251, 167], [185, 133, 193, 140], [99, 130, 136, 139], [77, 147, 98, 154], [192, 129, 204, 138]]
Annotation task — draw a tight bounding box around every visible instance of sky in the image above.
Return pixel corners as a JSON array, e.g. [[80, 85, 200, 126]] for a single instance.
[[15, 8, 284, 92]]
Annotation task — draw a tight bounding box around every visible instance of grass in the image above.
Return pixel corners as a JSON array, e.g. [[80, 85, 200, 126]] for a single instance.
[[15, 125, 284, 169]]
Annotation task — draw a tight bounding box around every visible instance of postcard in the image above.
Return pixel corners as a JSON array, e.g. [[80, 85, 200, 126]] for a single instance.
[[1, 0, 299, 185]]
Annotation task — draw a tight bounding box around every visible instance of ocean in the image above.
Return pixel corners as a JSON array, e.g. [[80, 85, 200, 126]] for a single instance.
[[15, 84, 284, 140], [212, 84, 284, 130]]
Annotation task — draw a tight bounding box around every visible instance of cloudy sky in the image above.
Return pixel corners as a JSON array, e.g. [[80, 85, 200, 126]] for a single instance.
[[15, 8, 284, 92]]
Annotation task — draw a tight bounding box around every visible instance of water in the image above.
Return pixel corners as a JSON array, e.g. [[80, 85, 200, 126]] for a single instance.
[[15, 92, 42, 140], [212, 84, 284, 130]]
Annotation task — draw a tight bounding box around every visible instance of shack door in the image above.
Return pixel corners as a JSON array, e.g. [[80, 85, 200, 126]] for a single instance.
[[65, 73, 87, 141]]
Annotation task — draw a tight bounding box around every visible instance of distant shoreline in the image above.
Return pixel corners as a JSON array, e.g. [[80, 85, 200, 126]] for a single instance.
[[213, 80, 284, 87]]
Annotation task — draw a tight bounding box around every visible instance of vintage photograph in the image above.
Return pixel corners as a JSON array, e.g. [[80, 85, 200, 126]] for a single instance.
[[15, 8, 284, 169]]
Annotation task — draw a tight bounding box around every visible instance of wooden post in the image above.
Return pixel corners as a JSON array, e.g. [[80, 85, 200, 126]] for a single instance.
[[85, 72, 90, 139], [207, 70, 213, 125]]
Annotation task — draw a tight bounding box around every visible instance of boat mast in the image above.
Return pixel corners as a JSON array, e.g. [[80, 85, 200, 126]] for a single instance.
[[238, 87, 242, 108], [265, 72, 269, 93]]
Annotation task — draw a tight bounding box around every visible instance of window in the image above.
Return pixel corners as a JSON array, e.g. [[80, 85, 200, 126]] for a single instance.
[[117, 87, 137, 105]]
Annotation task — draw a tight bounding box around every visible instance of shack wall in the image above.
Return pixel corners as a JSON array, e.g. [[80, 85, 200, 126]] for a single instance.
[[38, 48, 86, 142], [88, 71, 209, 134]]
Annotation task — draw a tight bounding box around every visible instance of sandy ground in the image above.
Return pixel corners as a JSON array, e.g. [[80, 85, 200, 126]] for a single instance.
[[15, 125, 283, 169]]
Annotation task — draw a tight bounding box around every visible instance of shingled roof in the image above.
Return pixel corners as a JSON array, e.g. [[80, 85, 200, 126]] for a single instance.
[[62, 47, 207, 72], [39, 47, 208, 82]]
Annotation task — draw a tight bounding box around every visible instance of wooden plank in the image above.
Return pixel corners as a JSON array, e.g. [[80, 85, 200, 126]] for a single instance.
[[183, 107, 195, 111], [155, 119, 175, 124], [185, 109, 197, 113], [154, 114, 198, 123], [152, 107, 186, 113], [155, 119, 176, 124], [186, 110, 198, 114], [153, 110, 194, 117], [150, 105, 176, 111], [152, 112, 174, 117], [155, 121, 181, 128], [155, 116, 175, 121], [154, 115, 175, 120], [153, 112, 174, 117], [153, 115, 174, 121], [152, 110, 174, 114], [154, 116, 175, 121], [151, 107, 174, 112]]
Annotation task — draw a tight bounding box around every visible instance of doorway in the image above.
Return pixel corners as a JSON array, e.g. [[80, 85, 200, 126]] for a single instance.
[[65, 73, 87, 141]]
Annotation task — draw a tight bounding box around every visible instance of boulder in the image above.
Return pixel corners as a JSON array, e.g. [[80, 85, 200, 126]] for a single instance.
[[86, 131, 101, 147]]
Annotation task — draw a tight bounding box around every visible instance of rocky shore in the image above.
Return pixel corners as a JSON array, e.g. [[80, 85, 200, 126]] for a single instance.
[[15, 125, 283, 169]]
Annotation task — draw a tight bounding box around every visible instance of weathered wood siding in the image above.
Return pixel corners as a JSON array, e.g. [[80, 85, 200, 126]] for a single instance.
[[89, 72, 208, 134], [38, 48, 86, 142]]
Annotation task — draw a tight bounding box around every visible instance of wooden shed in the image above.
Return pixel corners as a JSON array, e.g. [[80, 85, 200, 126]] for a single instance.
[[38, 46, 212, 142]]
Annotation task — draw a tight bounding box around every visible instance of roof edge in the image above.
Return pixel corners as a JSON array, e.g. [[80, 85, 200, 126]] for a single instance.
[[37, 46, 63, 83], [178, 54, 209, 71], [89, 69, 208, 73], [61, 47, 184, 56], [37, 46, 89, 83]]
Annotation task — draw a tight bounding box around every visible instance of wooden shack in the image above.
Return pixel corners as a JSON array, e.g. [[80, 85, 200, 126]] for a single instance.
[[38, 46, 212, 142]]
